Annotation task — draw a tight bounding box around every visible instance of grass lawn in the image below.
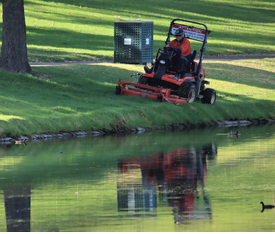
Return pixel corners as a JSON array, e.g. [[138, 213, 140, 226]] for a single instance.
[[0, 0, 274, 138], [0, 57, 274, 138], [17, 0, 275, 62]]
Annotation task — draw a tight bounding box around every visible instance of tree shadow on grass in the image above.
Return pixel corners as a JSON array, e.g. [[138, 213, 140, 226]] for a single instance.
[[22, 0, 275, 62]]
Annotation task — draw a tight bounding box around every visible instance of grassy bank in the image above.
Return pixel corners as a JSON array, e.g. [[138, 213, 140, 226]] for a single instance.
[[0, 0, 275, 138], [0, 58, 274, 138], [13, 0, 275, 62]]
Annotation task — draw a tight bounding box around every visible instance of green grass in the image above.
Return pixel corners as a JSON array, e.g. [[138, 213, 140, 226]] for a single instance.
[[3, 0, 273, 62], [0, 0, 274, 137], [0, 58, 274, 138]]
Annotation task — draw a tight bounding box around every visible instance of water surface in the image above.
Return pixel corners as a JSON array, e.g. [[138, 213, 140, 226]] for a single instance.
[[0, 124, 274, 231]]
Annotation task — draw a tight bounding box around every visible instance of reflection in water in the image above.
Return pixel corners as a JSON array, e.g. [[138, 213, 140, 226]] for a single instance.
[[117, 143, 217, 224], [0, 124, 274, 231], [260, 201, 275, 213], [4, 186, 31, 232]]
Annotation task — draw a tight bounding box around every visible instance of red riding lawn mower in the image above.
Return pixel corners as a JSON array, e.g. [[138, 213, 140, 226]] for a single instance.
[[116, 19, 216, 105]]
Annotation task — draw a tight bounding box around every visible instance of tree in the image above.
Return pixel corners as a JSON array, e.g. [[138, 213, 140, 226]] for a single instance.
[[0, 0, 32, 73]]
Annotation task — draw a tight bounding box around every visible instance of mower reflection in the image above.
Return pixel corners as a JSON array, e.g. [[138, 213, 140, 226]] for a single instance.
[[117, 143, 217, 224]]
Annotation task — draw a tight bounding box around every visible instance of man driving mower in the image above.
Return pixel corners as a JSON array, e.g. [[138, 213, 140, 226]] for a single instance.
[[116, 19, 216, 105], [166, 28, 192, 81]]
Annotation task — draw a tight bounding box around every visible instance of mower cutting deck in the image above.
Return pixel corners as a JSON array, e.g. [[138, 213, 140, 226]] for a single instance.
[[116, 81, 189, 105]]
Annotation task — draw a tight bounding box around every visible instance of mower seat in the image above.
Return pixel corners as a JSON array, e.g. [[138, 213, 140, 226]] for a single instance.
[[190, 50, 197, 63], [188, 50, 197, 72], [167, 50, 197, 75]]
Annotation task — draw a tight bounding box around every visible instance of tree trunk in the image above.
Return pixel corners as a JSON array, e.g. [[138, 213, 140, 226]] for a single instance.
[[0, 0, 32, 73]]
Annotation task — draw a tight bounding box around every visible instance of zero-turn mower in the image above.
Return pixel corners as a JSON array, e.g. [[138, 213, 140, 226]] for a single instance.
[[116, 18, 216, 105]]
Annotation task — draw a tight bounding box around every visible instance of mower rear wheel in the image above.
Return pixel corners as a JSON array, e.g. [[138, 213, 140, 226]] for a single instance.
[[201, 88, 216, 104], [177, 84, 197, 103], [137, 74, 148, 85]]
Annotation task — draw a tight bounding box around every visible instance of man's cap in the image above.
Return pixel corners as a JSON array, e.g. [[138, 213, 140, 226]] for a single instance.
[[174, 29, 184, 36]]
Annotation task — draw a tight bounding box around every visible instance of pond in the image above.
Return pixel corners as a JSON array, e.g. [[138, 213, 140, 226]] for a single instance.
[[0, 124, 275, 232]]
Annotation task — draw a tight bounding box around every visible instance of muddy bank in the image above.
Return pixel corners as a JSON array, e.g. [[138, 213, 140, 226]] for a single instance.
[[0, 117, 274, 145]]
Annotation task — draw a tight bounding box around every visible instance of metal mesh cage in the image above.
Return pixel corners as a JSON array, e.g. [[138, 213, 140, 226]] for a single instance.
[[114, 21, 153, 64]]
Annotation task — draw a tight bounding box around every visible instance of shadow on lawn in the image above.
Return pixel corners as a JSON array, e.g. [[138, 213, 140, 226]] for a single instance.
[[24, 0, 275, 62]]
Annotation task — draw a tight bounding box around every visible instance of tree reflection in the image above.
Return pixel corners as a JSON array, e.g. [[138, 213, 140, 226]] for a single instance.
[[117, 143, 217, 224], [4, 186, 31, 232]]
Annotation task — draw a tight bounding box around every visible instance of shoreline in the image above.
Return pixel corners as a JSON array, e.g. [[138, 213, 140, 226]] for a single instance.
[[1, 117, 274, 145]]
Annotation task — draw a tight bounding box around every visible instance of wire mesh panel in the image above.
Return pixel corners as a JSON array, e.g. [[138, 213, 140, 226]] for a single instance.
[[114, 21, 153, 64]]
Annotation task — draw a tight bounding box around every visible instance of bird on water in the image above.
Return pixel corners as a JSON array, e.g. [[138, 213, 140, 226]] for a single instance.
[[260, 201, 275, 213], [15, 138, 27, 145], [228, 130, 239, 137]]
